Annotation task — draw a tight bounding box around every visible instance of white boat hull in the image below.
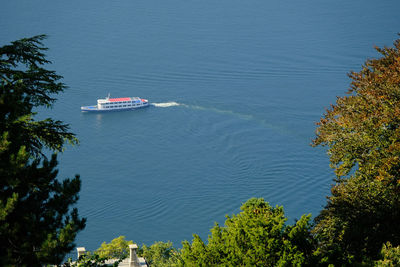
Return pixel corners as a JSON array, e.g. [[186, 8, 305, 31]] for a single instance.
[[81, 96, 149, 112]]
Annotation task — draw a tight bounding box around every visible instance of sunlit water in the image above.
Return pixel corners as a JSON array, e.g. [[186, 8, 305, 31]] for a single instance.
[[1, 0, 399, 252]]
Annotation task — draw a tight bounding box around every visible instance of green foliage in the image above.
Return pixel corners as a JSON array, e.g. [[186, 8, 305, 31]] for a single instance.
[[0, 35, 77, 157], [313, 37, 400, 264], [374, 242, 400, 267], [140, 241, 180, 266], [95, 236, 133, 260], [63, 253, 119, 267], [180, 198, 315, 266], [0, 35, 85, 266], [313, 175, 400, 265]]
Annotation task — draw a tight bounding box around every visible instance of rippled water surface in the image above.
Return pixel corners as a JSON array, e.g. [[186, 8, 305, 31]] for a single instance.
[[2, 0, 399, 250]]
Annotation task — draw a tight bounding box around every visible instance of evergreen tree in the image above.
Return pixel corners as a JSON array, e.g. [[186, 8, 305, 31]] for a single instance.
[[0, 35, 85, 266], [180, 198, 315, 266]]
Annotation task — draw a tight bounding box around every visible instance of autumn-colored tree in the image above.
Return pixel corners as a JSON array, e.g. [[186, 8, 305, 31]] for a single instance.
[[313, 37, 400, 183], [313, 37, 400, 264]]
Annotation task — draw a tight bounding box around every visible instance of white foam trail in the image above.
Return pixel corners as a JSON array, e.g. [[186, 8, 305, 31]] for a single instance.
[[149, 101, 297, 138], [151, 102, 180, 108]]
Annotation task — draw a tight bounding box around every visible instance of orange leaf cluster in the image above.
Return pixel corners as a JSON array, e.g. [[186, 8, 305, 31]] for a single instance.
[[313, 38, 400, 185]]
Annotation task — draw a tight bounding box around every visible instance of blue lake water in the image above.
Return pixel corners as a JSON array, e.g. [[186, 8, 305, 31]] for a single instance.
[[2, 0, 399, 252]]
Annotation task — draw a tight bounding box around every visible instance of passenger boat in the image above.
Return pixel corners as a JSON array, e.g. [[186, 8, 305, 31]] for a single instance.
[[81, 94, 149, 112]]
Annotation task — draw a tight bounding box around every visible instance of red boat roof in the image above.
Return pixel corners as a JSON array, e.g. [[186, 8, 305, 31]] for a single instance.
[[108, 97, 132, 102]]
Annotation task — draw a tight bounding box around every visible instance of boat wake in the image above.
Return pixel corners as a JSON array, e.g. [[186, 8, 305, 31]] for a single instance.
[[150, 101, 298, 138], [151, 102, 181, 108]]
